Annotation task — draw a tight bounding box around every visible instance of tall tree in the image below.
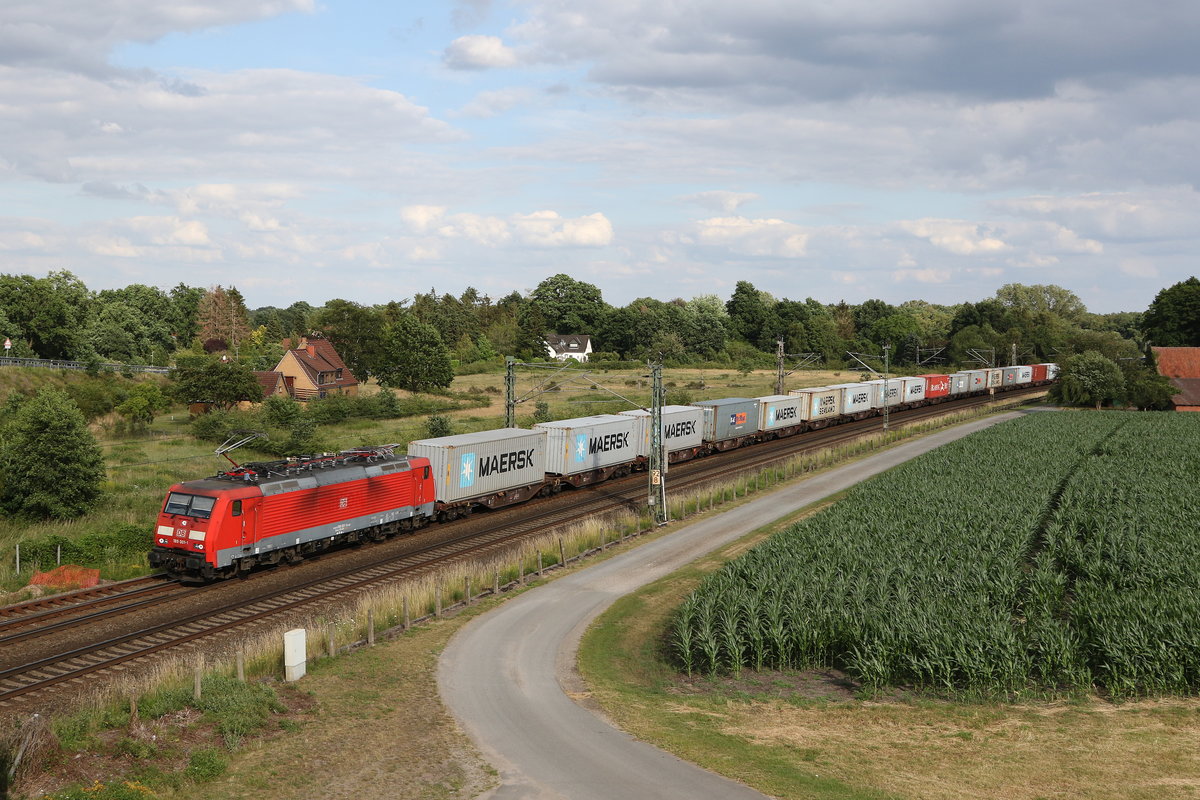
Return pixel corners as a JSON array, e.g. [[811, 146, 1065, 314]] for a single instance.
[[196, 285, 252, 355], [1052, 351, 1126, 409], [375, 314, 454, 393], [1142, 276, 1200, 347], [311, 299, 385, 380], [0, 387, 105, 519], [170, 358, 262, 411], [994, 283, 1087, 322], [0, 270, 93, 359], [529, 274, 607, 333]]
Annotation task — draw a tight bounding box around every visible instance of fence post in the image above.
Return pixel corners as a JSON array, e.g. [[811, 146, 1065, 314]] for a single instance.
[[559, 538, 566, 567], [56, 544, 61, 566], [519, 556, 525, 585], [367, 608, 375, 646], [235, 650, 245, 682], [537, 552, 543, 578], [435, 586, 442, 618], [327, 625, 336, 657], [14, 543, 19, 574], [464, 576, 472, 606], [129, 694, 138, 721], [193, 659, 203, 701], [403, 596, 410, 631], [493, 569, 499, 596]]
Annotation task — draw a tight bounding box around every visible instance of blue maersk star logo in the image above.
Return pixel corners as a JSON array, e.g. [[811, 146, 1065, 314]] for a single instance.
[[769, 408, 776, 426], [574, 434, 587, 462], [459, 453, 476, 488]]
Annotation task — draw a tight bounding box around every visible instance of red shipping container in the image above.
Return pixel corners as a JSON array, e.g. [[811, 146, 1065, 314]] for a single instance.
[[919, 374, 951, 399], [1031, 364, 1048, 382]]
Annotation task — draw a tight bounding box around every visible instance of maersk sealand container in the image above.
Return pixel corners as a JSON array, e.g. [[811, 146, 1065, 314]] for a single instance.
[[618, 405, 706, 459], [756, 395, 807, 432], [824, 383, 874, 416], [535, 414, 641, 476], [407, 428, 546, 504], [691, 398, 760, 443]]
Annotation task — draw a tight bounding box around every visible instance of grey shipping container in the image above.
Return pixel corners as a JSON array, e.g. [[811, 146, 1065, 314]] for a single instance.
[[756, 395, 807, 431], [691, 398, 760, 442], [619, 405, 706, 457], [948, 373, 971, 395], [825, 383, 874, 415], [965, 369, 989, 391], [1001, 366, 1019, 386], [407, 428, 546, 503], [535, 414, 641, 476]]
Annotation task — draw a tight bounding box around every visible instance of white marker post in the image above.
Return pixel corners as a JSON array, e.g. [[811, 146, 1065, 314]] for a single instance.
[[283, 628, 307, 682]]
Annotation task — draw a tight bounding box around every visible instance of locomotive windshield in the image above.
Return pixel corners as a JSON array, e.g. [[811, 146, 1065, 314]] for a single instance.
[[163, 492, 216, 519]]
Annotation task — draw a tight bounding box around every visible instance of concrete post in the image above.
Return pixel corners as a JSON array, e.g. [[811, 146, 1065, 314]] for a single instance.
[[284, 628, 307, 682]]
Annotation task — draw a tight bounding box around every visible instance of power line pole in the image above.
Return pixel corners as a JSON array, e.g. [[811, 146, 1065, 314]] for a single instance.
[[648, 362, 668, 525], [775, 337, 786, 395], [504, 357, 516, 428]]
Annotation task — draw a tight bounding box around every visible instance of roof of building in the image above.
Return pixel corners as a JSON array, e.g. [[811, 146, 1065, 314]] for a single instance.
[[1151, 347, 1200, 408], [1152, 347, 1200, 378], [545, 333, 591, 356], [279, 336, 358, 389], [1167, 378, 1200, 408], [253, 370, 285, 399]]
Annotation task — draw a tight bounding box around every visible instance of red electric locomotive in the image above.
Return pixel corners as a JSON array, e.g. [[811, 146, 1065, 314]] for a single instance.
[[148, 445, 435, 582]]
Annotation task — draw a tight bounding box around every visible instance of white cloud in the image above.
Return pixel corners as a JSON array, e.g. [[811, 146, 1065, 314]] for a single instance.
[[898, 219, 1008, 256], [444, 35, 519, 69], [678, 191, 759, 213], [128, 216, 211, 246], [513, 211, 613, 247], [1119, 258, 1159, 278], [401, 205, 447, 233], [893, 268, 952, 284], [455, 88, 536, 118], [694, 216, 808, 257]]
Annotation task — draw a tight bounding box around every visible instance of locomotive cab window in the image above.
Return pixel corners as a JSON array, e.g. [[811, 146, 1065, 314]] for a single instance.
[[163, 493, 216, 520], [424, 466, 430, 480], [231, 500, 242, 516]]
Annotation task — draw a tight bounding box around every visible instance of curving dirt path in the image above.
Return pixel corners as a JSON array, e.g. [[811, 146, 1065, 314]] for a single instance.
[[439, 411, 1029, 800]]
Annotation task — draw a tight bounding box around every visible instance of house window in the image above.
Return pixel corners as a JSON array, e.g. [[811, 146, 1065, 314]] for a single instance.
[[336, 368, 343, 380]]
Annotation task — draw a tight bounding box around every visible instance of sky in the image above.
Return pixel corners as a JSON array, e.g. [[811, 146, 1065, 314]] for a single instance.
[[2, 1, 1198, 314]]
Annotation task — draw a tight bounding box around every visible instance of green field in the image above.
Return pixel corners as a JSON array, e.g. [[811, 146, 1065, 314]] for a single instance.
[[671, 410, 1200, 696]]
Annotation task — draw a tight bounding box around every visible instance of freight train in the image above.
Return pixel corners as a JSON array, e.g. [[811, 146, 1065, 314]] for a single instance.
[[149, 363, 1058, 581]]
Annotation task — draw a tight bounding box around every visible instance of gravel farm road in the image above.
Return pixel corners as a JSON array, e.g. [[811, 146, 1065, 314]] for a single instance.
[[438, 410, 1029, 800]]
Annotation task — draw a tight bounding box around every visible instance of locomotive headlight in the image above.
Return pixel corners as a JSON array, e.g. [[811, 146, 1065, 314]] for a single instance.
[[194, 543, 204, 550], [157, 537, 167, 544]]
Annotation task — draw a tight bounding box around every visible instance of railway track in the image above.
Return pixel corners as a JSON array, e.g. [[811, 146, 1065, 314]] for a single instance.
[[0, 387, 1045, 710]]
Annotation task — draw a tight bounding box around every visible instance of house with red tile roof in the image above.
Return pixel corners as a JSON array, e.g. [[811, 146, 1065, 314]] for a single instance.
[[272, 335, 359, 400], [1152, 347, 1200, 412], [252, 370, 289, 400]]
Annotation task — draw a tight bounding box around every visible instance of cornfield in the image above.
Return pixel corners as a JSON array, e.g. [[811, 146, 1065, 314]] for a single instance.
[[671, 411, 1200, 697]]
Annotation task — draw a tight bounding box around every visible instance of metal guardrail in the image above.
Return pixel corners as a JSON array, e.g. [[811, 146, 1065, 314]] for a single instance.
[[0, 357, 170, 375]]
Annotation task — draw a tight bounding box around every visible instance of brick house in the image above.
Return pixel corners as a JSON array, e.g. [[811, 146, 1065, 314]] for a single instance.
[[272, 336, 359, 400]]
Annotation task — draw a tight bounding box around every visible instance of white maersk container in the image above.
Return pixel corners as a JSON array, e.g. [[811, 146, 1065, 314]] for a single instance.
[[860, 378, 903, 410], [1015, 366, 1033, 384], [901, 376, 926, 403], [619, 405, 706, 458], [756, 395, 807, 432], [408, 428, 546, 504], [535, 414, 641, 476], [948, 373, 971, 395], [825, 383, 874, 416]]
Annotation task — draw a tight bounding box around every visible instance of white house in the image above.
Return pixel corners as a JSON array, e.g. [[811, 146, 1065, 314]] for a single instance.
[[545, 334, 592, 362]]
